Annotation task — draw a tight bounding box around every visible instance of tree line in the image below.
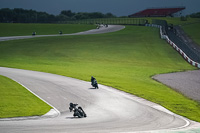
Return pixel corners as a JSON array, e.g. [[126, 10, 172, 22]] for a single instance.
[[0, 8, 116, 23], [189, 12, 200, 18]]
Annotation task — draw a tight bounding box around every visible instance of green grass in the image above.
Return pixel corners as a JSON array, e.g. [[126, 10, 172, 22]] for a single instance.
[[0, 25, 199, 121], [0, 23, 95, 37], [182, 22, 200, 45], [0, 75, 51, 118]]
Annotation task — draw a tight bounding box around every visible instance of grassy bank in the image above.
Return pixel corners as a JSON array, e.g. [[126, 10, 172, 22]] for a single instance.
[[0, 25, 199, 121], [0, 75, 51, 118], [182, 22, 200, 46], [0, 23, 95, 37]]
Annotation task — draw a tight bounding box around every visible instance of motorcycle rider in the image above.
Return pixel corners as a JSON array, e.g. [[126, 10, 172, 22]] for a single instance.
[[69, 103, 87, 118], [91, 76, 95, 85], [91, 76, 98, 89]]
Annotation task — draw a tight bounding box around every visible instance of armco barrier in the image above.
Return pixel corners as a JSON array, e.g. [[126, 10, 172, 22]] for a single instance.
[[146, 24, 200, 69], [163, 28, 200, 69]]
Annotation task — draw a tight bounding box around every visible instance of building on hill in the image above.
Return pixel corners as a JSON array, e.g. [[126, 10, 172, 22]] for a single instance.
[[129, 7, 185, 17]]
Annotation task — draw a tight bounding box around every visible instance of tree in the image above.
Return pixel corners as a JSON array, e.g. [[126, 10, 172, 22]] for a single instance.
[[0, 8, 117, 23], [0, 8, 13, 22], [190, 12, 200, 18], [60, 10, 75, 18], [105, 13, 116, 18], [74, 12, 89, 20], [89, 12, 104, 18], [57, 14, 69, 21]]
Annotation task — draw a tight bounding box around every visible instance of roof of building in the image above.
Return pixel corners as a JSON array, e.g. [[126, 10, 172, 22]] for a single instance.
[[129, 7, 185, 17]]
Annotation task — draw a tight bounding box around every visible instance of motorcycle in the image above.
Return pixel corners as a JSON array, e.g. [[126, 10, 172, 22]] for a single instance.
[[69, 103, 87, 118]]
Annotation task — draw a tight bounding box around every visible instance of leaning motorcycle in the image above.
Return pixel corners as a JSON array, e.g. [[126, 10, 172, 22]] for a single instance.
[[69, 103, 87, 118]]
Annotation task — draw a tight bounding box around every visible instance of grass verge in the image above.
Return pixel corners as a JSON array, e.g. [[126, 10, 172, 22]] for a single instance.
[[182, 22, 200, 46], [0, 25, 199, 121], [0, 75, 51, 118]]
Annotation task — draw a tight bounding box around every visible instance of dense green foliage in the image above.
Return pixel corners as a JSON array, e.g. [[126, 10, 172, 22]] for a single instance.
[[0, 75, 51, 118], [0, 8, 55, 23], [60, 10, 116, 20], [0, 23, 95, 37], [0, 8, 116, 23], [189, 12, 200, 18], [0, 26, 199, 121]]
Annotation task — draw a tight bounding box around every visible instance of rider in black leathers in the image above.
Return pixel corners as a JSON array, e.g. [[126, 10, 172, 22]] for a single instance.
[[91, 76, 98, 89], [91, 76, 95, 84], [69, 103, 86, 118]]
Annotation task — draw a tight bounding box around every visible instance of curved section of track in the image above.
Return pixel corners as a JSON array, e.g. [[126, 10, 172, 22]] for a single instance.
[[0, 67, 189, 133]]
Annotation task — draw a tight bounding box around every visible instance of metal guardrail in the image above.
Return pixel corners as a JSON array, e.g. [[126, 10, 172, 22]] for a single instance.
[[146, 21, 200, 69]]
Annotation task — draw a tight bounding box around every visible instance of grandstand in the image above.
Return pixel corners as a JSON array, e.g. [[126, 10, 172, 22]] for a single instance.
[[129, 7, 185, 17]]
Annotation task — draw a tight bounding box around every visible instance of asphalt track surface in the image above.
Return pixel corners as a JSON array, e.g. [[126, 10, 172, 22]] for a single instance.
[[0, 25, 200, 133]]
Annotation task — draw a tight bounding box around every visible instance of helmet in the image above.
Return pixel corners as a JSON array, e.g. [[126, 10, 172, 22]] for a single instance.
[[69, 103, 73, 107]]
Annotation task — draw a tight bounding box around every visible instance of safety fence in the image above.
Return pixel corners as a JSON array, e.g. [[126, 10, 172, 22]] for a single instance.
[[65, 18, 147, 25], [146, 22, 200, 69]]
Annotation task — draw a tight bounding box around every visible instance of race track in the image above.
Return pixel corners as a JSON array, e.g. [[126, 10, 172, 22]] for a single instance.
[[0, 25, 199, 133], [0, 25, 125, 42], [0, 67, 191, 133]]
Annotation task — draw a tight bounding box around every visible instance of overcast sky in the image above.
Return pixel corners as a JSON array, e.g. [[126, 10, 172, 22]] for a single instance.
[[0, 0, 200, 16]]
